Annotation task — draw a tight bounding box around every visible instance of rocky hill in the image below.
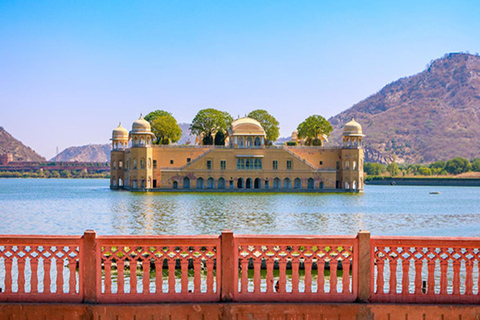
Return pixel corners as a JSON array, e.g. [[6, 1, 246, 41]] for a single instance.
[[50, 144, 111, 162], [0, 127, 45, 161], [329, 53, 480, 164]]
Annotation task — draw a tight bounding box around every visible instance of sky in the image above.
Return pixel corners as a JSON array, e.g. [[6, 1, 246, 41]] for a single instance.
[[1, 1, 479, 159]]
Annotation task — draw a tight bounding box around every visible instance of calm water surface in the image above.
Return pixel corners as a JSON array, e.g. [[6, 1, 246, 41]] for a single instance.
[[0, 179, 479, 236]]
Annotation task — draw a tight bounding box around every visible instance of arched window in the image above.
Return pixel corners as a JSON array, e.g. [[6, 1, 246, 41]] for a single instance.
[[283, 178, 291, 189], [148, 158, 152, 169], [345, 181, 350, 189], [345, 161, 350, 170], [196, 178, 205, 189], [141, 158, 145, 169], [246, 137, 253, 148], [238, 137, 244, 148], [218, 178, 225, 189], [237, 158, 245, 170], [273, 178, 281, 189], [126, 160, 130, 170], [183, 177, 190, 189], [254, 178, 261, 189], [294, 178, 302, 189], [173, 181, 178, 189], [112, 177, 117, 186], [307, 178, 314, 189], [254, 158, 262, 170], [140, 138, 145, 145], [352, 161, 357, 171], [112, 161, 116, 169], [254, 137, 261, 148], [133, 159, 137, 169], [119, 161, 123, 169], [119, 178, 123, 187], [207, 177, 215, 189], [352, 180, 357, 190]]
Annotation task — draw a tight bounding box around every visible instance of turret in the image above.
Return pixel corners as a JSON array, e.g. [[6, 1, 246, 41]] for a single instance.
[[110, 123, 128, 189], [340, 118, 365, 192]]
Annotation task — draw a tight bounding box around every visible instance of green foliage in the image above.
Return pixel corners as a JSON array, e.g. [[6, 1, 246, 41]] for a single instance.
[[417, 167, 432, 176], [445, 157, 471, 174], [429, 161, 446, 170], [387, 157, 399, 177], [145, 110, 182, 145], [471, 158, 480, 172], [364, 162, 386, 176], [286, 141, 297, 146], [297, 115, 333, 146], [144, 110, 171, 122], [247, 109, 280, 144], [190, 108, 233, 145]]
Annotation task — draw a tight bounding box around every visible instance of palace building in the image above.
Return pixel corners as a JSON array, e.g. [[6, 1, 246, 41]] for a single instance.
[[110, 116, 365, 192]]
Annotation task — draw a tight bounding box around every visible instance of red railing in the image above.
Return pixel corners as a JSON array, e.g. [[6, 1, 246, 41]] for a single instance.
[[371, 236, 480, 303], [1, 230, 480, 305], [0, 235, 83, 302], [97, 235, 220, 303], [232, 235, 358, 302]]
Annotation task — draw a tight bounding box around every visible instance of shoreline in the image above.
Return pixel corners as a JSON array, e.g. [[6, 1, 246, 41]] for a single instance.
[[365, 176, 480, 186]]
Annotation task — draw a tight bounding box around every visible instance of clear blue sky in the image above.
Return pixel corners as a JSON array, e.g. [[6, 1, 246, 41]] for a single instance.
[[1, 1, 479, 159]]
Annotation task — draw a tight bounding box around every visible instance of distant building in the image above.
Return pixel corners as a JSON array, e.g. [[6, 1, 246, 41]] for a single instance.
[[110, 116, 365, 192]]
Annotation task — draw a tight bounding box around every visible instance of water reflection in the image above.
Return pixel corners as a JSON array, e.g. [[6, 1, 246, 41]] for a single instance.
[[1, 179, 480, 236]]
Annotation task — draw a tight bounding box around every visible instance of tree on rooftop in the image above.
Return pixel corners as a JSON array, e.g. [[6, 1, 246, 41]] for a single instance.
[[145, 110, 182, 145], [190, 108, 233, 145], [247, 109, 280, 145], [296, 115, 333, 146]]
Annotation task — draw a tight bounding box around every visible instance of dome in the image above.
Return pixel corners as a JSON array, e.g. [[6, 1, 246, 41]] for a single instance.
[[131, 115, 151, 133], [112, 123, 128, 140], [230, 117, 266, 136], [343, 118, 364, 137]]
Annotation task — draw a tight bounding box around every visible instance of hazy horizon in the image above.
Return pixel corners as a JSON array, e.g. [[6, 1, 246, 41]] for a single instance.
[[1, 1, 479, 159]]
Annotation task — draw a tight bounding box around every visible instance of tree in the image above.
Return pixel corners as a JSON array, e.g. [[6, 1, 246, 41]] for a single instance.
[[145, 110, 182, 145], [471, 158, 480, 172], [364, 162, 386, 176], [296, 115, 333, 146], [247, 109, 280, 145], [387, 157, 399, 177], [429, 160, 446, 170], [190, 108, 233, 145], [445, 157, 471, 175]]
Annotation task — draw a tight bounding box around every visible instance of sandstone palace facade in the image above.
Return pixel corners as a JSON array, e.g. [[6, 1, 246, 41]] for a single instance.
[[110, 116, 365, 192]]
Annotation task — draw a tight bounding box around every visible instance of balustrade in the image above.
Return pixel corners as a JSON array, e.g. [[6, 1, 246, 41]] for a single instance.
[[1, 231, 480, 304]]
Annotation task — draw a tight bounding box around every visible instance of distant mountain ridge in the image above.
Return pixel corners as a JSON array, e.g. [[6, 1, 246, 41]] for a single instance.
[[50, 144, 111, 162], [0, 127, 45, 162], [328, 52, 480, 164]]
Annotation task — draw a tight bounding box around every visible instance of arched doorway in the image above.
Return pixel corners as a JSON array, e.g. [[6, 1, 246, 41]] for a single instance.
[[207, 177, 215, 189], [319, 181, 325, 189], [283, 178, 291, 189], [218, 178, 225, 189], [237, 178, 244, 189], [173, 181, 178, 189], [294, 178, 302, 189], [352, 180, 357, 190], [183, 177, 190, 189], [254, 178, 261, 189], [273, 178, 281, 189], [197, 178, 205, 189], [246, 178, 252, 189], [307, 178, 314, 189]]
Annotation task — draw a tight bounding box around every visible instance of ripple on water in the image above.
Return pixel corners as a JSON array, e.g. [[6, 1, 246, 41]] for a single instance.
[[1, 179, 480, 236]]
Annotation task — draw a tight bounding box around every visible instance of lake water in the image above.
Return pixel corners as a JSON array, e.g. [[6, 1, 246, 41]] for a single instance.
[[0, 179, 479, 237]]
